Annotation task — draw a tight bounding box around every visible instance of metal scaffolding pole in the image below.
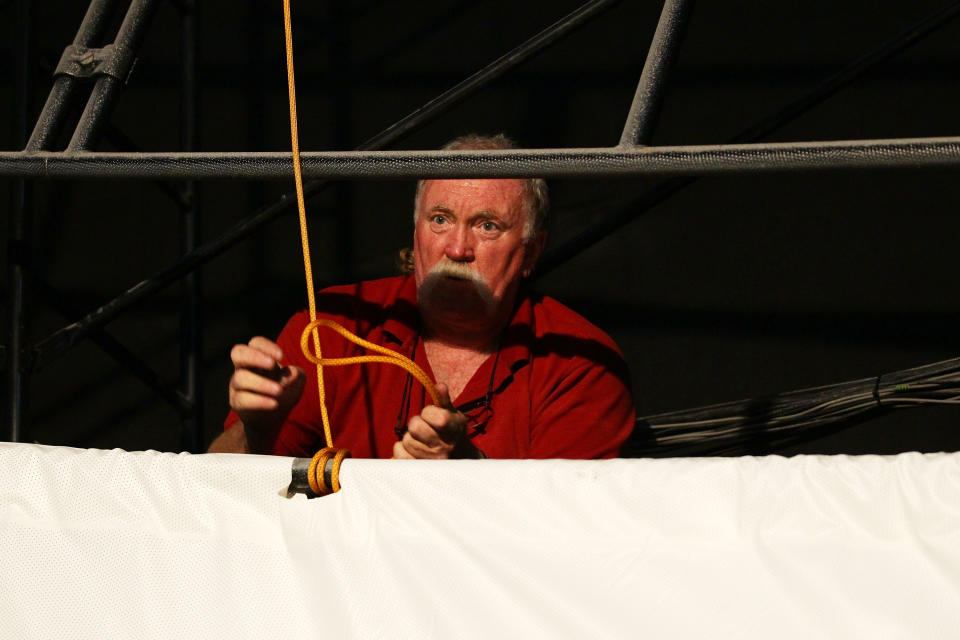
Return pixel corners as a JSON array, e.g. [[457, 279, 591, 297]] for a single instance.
[[34, 280, 192, 414], [3, 137, 960, 180], [10, 0, 166, 443], [17, 0, 622, 374], [5, 0, 957, 450], [67, 0, 159, 151], [178, 0, 202, 452], [355, 0, 623, 152], [619, 0, 694, 147], [7, 0, 35, 442], [25, 0, 119, 151], [535, 0, 960, 278]]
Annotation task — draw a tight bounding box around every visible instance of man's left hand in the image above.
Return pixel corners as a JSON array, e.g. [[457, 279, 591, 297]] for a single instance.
[[393, 383, 482, 459]]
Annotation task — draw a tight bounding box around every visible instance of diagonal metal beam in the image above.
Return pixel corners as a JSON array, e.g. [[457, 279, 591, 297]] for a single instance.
[[34, 281, 193, 414], [619, 0, 695, 147], [67, 0, 160, 151], [353, 0, 623, 152], [25, 0, 120, 152], [535, 0, 960, 278]]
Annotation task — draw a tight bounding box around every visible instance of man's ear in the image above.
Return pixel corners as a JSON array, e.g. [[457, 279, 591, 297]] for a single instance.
[[522, 231, 547, 278]]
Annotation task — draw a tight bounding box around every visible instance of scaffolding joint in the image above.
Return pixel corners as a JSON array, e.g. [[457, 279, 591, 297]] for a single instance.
[[55, 43, 136, 85]]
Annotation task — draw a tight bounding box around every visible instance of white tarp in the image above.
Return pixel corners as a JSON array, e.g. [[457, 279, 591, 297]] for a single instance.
[[2, 443, 960, 639]]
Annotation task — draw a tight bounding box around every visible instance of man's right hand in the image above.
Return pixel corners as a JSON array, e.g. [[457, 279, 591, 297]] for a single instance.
[[225, 336, 306, 452]]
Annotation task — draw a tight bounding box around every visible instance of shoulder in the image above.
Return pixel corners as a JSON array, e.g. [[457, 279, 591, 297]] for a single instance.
[[517, 291, 636, 458], [279, 275, 416, 342], [519, 289, 631, 385], [526, 290, 622, 354], [311, 275, 414, 325], [315, 275, 411, 309]]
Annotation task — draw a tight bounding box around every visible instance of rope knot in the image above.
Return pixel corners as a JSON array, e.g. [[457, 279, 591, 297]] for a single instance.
[[299, 318, 441, 405], [307, 447, 351, 495]]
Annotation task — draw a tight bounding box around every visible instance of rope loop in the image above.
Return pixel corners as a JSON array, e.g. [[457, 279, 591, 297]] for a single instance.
[[299, 318, 441, 406], [307, 446, 352, 496]]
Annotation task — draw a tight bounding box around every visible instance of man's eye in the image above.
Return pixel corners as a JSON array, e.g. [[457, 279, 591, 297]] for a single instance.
[[480, 221, 499, 232], [431, 215, 447, 225]]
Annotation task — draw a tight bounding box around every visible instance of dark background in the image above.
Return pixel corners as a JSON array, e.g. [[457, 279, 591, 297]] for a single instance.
[[2, 0, 958, 454]]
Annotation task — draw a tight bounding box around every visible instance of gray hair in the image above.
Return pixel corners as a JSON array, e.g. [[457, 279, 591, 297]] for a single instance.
[[412, 133, 549, 240]]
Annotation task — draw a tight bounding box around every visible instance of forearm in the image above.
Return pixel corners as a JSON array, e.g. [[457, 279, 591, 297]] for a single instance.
[[207, 423, 249, 453], [207, 420, 280, 455]]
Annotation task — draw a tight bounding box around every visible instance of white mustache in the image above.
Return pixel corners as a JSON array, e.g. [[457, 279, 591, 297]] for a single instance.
[[428, 260, 485, 284], [420, 260, 495, 314]]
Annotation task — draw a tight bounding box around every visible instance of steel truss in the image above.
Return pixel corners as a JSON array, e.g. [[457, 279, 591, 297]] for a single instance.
[[4, 0, 960, 449], [6, 0, 202, 448]]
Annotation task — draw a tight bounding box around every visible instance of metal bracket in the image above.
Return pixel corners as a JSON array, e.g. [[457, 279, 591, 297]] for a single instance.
[[54, 44, 135, 84], [287, 457, 337, 498]]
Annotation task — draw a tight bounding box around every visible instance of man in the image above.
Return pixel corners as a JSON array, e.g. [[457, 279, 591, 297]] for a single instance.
[[209, 134, 634, 459]]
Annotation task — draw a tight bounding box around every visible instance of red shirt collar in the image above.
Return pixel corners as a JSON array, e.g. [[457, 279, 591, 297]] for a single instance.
[[380, 275, 535, 404]]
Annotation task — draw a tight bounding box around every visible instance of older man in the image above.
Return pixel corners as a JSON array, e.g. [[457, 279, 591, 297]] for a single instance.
[[210, 134, 634, 459]]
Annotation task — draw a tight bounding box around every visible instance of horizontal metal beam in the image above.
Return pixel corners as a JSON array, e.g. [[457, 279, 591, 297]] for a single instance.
[[3, 137, 960, 180]]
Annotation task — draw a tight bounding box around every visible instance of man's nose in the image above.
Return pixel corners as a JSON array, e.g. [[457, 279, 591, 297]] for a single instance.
[[444, 225, 475, 262]]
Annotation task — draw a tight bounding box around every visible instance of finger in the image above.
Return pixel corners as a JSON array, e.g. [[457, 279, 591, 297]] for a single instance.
[[230, 389, 280, 412], [231, 343, 279, 372], [281, 366, 306, 391], [433, 382, 453, 409], [407, 415, 444, 449], [420, 405, 468, 445], [392, 440, 415, 459], [230, 369, 283, 397], [420, 404, 453, 428], [400, 431, 449, 459], [248, 336, 284, 361]]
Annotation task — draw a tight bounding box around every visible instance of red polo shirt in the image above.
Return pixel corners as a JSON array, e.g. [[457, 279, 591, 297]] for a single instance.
[[225, 276, 635, 459]]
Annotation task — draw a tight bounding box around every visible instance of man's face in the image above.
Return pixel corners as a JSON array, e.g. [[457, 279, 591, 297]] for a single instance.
[[413, 178, 543, 325]]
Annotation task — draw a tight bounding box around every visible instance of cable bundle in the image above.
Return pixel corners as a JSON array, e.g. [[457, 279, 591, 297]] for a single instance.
[[627, 356, 960, 457]]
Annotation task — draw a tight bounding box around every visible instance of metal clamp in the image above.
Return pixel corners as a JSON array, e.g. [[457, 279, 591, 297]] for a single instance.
[[54, 44, 135, 84], [287, 456, 332, 498]]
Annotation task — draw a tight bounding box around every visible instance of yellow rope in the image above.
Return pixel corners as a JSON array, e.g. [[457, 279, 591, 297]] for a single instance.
[[299, 318, 441, 406], [282, 0, 440, 493], [307, 447, 351, 496], [282, 0, 333, 451]]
